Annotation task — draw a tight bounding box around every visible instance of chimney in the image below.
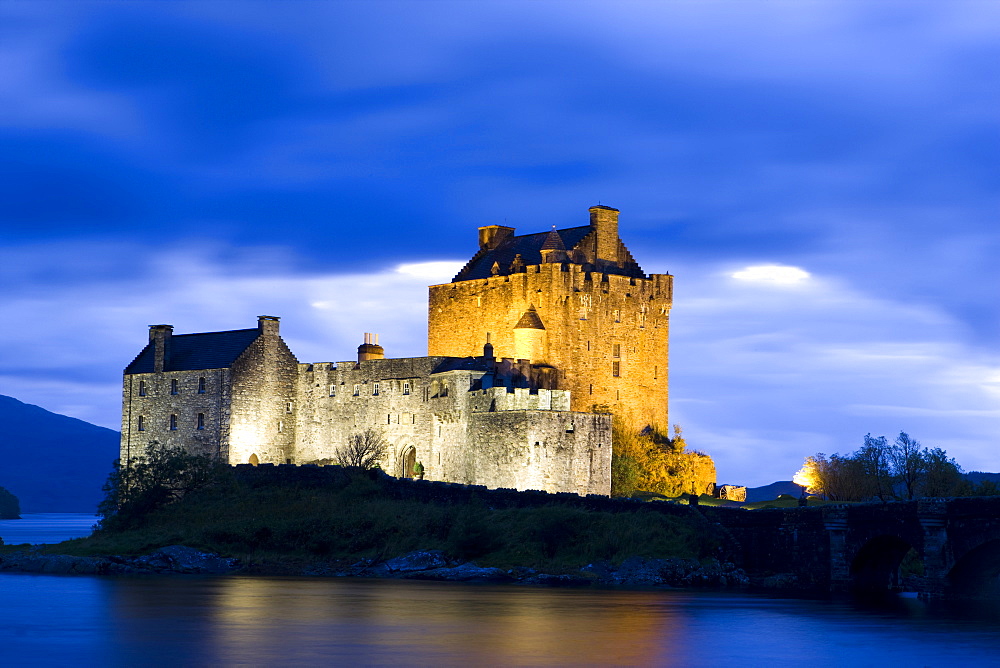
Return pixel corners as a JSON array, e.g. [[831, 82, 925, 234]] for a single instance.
[[258, 315, 280, 337], [358, 332, 385, 362], [148, 324, 173, 373], [589, 205, 619, 264], [478, 225, 515, 251]]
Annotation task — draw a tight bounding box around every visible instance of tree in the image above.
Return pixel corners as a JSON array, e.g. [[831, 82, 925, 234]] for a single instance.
[[918, 448, 963, 497], [336, 429, 389, 469], [98, 441, 226, 531], [889, 432, 925, 500], [610, 420, 715, 497], [856, 434, 893, 502]]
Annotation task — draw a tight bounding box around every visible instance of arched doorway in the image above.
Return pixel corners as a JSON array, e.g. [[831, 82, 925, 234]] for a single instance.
[[248, 453, 260, 466], [400, 446, 416, 478]]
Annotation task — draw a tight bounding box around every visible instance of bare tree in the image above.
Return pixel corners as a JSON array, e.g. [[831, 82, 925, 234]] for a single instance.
[[889, 432, 925, 500], [336, 429, 389, 469]]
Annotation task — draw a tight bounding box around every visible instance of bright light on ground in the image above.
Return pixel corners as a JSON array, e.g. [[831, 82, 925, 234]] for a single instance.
[[731, 264, 811, 284], [396, 261, 465, 281]]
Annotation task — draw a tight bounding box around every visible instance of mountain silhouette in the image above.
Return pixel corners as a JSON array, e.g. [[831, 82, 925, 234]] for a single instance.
[[0, 395, 119, 512]]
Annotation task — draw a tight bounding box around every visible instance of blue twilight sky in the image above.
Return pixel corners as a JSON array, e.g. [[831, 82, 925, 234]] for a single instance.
[[1, 1, 997, 486]]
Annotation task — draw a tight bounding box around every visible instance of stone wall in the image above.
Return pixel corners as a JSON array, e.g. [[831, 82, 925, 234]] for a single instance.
[[120, 368, 231, 464], [226, 332, 299, 465], [428, 262, 672, 428], [293, 356, 612, 495]]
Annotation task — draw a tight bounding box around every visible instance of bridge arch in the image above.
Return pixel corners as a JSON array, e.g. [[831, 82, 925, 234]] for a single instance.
[[849, 534, 920, 593], [948, 538, 1000, 599]]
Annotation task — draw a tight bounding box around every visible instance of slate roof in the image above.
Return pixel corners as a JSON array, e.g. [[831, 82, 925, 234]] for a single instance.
[[514, 306, 545, 330], [454, 225, 594, 281], [124, 329, 261, 374]]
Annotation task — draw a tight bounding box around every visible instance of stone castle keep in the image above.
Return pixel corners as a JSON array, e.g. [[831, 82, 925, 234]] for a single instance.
[[121, 205, 673, 496]]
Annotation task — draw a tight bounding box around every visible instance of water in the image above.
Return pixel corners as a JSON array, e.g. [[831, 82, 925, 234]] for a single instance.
[[1, 516, 998, 665], [0, 574, 998, 666], [0, 513, 97, 545]]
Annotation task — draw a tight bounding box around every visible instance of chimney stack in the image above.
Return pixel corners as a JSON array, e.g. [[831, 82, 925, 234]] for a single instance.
[[358, 332, 385, 362], [258, 315, 280, 337], [148, 324, 173, 373]]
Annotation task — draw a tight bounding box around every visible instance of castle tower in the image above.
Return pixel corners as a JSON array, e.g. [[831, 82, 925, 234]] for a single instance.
[[428, 205, 673, 428]]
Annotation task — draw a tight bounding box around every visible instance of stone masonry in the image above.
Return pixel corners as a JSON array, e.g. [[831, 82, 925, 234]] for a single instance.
[[428, 205, 673, 428]]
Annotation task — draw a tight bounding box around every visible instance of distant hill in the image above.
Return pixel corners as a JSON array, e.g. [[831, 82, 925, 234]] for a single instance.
[[745, 480, 803, 503], [965, 471, 1000, 484], [0, 395, 119, 512]]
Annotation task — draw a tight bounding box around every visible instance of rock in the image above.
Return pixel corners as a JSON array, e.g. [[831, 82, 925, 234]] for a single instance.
[[524, 573, 592, 587], [381, 550, 448, 574], [130, 545, 239, 574], [407, 562, 512, 582]]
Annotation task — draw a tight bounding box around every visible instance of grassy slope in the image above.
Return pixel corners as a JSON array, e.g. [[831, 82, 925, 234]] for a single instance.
[[50, 473, 725, 574]]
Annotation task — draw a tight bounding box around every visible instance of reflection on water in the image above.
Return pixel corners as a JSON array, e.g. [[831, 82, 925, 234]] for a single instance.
[[0, 513, 97, 544], [1, 574, 999, 666]]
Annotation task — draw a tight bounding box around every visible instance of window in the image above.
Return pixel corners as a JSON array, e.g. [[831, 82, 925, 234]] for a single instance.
[[353, 384, 360, 396], [138, 380, 146, 397], [137, 415, 145, 431], [612, 361, 620, 377], [613, 344, 621, 358], [286, 401, 293, 413], [613, 309, 621, 322], [198, 377, 206, 394], [654, 365, 658, 380], [170, 379, 179, 395], [278, 421, 284, 433], [169, 414, 177, 430], [403, 381, 410, 396], [197, 413, 205, 430], [329, 384, 336, 397], [373, 382, 380, 396]]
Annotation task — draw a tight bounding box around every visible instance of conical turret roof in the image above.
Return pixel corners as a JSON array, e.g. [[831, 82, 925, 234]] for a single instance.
[[514, 305, 545, 330]]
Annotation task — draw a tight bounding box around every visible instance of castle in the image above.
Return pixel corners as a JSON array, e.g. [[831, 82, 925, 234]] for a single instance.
[[120, 205, 675, 496]]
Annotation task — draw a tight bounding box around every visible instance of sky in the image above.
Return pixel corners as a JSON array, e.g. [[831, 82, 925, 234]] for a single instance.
[[1, 0, 997, 486]]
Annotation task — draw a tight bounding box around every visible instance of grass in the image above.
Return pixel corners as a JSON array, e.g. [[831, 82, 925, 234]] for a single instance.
[[49, 471, 725, 574]]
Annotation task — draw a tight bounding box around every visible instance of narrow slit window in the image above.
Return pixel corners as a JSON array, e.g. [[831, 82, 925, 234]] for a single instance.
[[353, 384, 360, 396], [138, 380, 146, 397], [169, 414, 177, 430], [373, 382, 380, 396], [329, 384, 336, 397], [613, 344, 621, 358], [286, 401, 293, 413], [197, 413, 205, 430], [198, 377, 206, 394], [612, 361, 620, 377], [170, 379, 179, 395], [137, 415, 145, 431]]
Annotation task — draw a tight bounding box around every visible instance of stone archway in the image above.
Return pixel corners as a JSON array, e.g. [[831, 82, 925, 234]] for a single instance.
[[850, 534, 916, 593], [248, 453, 259, 466], [400, 446, 416, 478], [948, 539, 1000, 599]]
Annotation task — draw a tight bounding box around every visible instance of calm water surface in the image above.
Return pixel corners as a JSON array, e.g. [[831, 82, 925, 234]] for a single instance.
[[0, 513, 97, 544], [2, 515, 999, 665], [1, 574, 999, 666]]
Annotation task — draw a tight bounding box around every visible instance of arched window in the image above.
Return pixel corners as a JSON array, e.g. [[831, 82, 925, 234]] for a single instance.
[[197, 413, 205, 430], [198, 377, 206, 394], [169, 414, 177, 430], [137, 415, 145, 431], [170, 379, 179, 395]]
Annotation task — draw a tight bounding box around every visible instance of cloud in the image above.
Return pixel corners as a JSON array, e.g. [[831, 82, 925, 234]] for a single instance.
[[731, 265, 811, 284]]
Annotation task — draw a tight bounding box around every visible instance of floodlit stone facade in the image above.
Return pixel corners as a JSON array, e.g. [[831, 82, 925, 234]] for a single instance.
[[122, 321, 611, 496], [120, 204, 681, 497], [429, 205, 672, 428]]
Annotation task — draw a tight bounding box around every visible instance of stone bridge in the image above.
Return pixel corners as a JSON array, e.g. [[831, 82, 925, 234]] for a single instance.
[[701, 497, 1000, 599]]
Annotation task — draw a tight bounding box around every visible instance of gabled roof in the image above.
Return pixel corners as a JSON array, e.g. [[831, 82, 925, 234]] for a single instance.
[[453, 225, 594, 281], [124, 329, 261, 374]]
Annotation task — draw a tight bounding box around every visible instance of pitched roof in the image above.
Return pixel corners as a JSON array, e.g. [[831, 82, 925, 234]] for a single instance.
[[124, 329, 261, 374], [514, 306, 545, 330], [453, 225, 593, 281]]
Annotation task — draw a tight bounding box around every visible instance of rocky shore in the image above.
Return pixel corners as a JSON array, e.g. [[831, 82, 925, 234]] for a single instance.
[[0, 546, 757, 590]]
